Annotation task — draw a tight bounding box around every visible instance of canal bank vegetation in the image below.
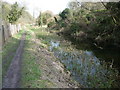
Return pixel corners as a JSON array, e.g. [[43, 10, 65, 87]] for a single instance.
[[46, 1, 120, 49], [35, 1, 120, 88], [2, 0, 120, 88], [22, 25, 119, 88], [21, 26, 80, 88]]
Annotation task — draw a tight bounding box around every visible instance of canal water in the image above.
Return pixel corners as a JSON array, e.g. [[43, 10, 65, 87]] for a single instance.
[[49, 40, 120, 88], [70, 38, 120, 72]]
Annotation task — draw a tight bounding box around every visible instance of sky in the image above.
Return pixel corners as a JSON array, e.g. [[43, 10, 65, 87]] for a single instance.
[[2, 0, 70, 17], [2, 0, 119, 18]]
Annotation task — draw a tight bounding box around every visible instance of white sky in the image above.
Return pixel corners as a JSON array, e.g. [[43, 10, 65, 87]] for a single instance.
[[2, 0, 70, 17], [3, 0, 118, 17]]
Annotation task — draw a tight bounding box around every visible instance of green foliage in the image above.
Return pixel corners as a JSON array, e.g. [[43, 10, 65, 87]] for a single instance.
[[18, 10, 33, 24], [7, 2, 24, 24], [37, 11, 53, 26], [0, 2, 11, 21], [106, 2, 120, 25], [42, 12, 52, 25], [90, 2, 120, 46], [60, 21, 67, 27], [59, 8, 71, 20], [69, 22, 82, 34], [0, 1, 33, 24], [47, 21, 55, 28], [37, 12, 43, 26], [42, 17, 47, 25], [68, 1, 79, 10], [56, 2, 120, 48]]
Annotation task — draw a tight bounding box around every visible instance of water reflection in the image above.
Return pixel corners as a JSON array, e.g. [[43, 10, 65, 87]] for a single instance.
[[65, 36, 120, 72]]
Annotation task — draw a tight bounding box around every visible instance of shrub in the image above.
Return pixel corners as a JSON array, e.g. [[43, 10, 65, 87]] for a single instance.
[[47, 21, 55, 28]]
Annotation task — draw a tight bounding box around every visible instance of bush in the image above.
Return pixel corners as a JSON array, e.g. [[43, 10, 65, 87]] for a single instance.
[[69, 22, 82, 34], [47, 21, 55, 28]]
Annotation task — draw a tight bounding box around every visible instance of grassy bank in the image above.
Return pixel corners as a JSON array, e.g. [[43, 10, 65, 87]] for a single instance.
[[30, 26, 74, 52], [30, 26, 119, 88], [21, 28, 55, 88], [2, 30, 24, 77], [21, 25, 119, 88]]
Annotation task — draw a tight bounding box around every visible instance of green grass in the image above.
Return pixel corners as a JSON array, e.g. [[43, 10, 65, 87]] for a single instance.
[[21, 29, 54, 88], [29, 26, 73, 52], [2, 30, 24, 77], [30, 27, 60, 46]]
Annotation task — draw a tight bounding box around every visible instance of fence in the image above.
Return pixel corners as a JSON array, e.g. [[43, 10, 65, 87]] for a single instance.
[[0, 23, 21, 49]]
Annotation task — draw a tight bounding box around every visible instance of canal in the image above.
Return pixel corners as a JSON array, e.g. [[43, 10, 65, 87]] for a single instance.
[[49, 36, 120, 88]]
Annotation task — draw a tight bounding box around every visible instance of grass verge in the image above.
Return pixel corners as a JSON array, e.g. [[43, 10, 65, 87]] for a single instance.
[[21, 29, 54, 88], [29, 26, 71, 51], [2, 30, 24, 77]]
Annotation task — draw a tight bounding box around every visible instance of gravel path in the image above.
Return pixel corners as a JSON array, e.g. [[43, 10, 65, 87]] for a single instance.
[[3, 33, 26, 88]]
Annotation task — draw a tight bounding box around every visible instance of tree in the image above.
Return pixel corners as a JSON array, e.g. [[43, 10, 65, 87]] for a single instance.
[[42, 12, 52, 25], [68, 1, 79, 10], [37, 11, 53, 26], [37, 12, 43, 26], [105, 2, 120, 25], [55, 1, 120, 47], [1, 2, 11, 21], [59, 8, 71, 20], [7, 2, 24, 24]]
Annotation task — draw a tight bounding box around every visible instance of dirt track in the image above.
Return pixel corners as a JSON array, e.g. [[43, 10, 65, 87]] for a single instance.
[[2, 33, 26, 88]]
